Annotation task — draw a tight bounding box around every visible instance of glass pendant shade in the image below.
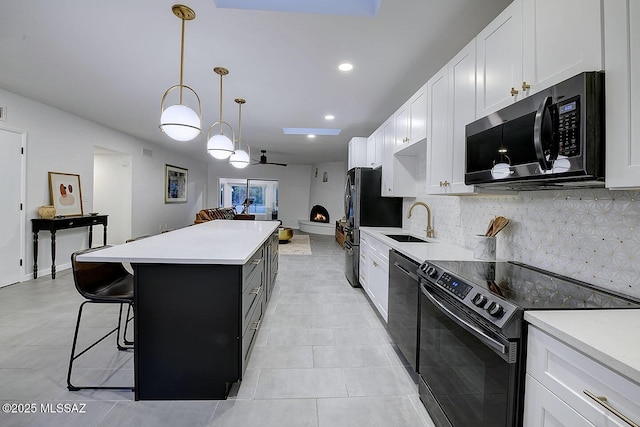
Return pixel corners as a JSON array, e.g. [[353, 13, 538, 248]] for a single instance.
[[207, 67, 236, 160], [160, 103, 201, 141], [207, 133, 234, 159], [229, 149, 250, 168]]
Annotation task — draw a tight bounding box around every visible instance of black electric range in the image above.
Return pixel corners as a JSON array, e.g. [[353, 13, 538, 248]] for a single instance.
[[415, 260, 640, 427]]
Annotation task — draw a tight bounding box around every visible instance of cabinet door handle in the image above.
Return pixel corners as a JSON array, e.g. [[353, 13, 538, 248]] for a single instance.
[[250, 286, 262, 296], [252, 320, 261, 331], [583, 389, 639, 427], [373, 261, 378, 267], [522, 81, 531, 91], [510, 87, 519, 96], [251, 258, 262, 266]]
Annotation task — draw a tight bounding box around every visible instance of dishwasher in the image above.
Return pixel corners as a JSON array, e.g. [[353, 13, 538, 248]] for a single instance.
[[387, 250, 420, 372]]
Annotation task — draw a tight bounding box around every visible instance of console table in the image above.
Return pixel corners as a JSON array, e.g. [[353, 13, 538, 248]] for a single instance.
[[32, 215, 108, 279]]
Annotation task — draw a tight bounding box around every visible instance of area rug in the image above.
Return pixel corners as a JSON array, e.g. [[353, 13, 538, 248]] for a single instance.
[[279, 234, 312, 255]]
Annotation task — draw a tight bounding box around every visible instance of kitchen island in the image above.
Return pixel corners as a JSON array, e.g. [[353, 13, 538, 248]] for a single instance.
[[77, 220, 280, 400]]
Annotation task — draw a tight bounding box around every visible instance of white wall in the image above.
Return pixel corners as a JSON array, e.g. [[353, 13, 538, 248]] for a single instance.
[[94, 150, 132, 245], [404, 152, 640, 300], [308, 161, 347, 223], [0, 88, 208, 279], [207, 162, 312, 229]]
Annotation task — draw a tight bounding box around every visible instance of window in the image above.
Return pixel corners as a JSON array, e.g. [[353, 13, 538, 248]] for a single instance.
[[219, 178, 279, 220]]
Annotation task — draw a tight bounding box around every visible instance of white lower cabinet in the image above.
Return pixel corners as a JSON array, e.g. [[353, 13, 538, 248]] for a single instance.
[[366, 248, 389, 322], [359, 234, 369, 291], [524, 326, 640, 427], [524, 374, 594, 427], [358, 231, 390, 322]]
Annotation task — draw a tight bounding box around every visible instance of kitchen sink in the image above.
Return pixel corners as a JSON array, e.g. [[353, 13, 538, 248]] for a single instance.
[[384, 234, 429, 243]]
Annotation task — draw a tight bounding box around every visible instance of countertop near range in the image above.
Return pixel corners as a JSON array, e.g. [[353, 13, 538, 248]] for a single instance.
[[359, 227, 478, 264], [77, 220, 279, 265], [525, 310, 640, 385]]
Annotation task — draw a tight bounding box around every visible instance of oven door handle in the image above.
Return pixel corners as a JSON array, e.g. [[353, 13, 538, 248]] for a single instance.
[[422, 286, 508, 356]]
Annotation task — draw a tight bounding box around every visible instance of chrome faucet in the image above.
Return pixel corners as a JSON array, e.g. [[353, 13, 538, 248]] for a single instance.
[[407, 202, 434, 238]]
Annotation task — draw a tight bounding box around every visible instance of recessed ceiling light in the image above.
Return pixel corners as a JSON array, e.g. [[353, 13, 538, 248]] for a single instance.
[[308, 134, 316, 139], [338, 63, 353, 72], [325, 115, 335, 120]]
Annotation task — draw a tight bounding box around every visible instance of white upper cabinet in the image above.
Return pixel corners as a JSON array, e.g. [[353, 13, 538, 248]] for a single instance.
[[426, 65, 451, 194], [604, 0, 640, 189], [347, 137, 367, 170], [366, 134, 376, 168], [381, 119, 395, 196], [476, 0, 604, 118], [409, 86, 428, 146], [394, 84, 428, 154], [522, 0, 603, 94], [476, 0, 524, 118], [448, 40, 477, 194], [375, 128, 384, 168], [366, 127, 383, 169], [394, 104, 409, 149], [427, 39, 477, 195], [381, 118, 417, 197]]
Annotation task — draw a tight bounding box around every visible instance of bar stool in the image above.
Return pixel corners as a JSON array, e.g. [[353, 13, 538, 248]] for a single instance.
[[66, 246, 134, 391]]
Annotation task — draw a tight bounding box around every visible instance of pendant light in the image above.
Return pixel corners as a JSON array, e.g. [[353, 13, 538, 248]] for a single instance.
[[159, 5, 202, 142], [229, 98, 251, 168], [207, 67, 235, 159]]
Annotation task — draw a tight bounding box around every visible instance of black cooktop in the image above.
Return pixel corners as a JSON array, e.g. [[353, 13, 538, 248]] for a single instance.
[[427, 260, 640, 311]]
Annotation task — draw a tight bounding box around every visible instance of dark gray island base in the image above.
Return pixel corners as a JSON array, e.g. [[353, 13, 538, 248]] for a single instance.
[[133, 230, 278, 400]]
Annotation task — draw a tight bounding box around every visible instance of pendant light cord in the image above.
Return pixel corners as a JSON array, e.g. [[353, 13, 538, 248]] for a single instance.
[[219, 72, 224, 135], [238, 102, 242, 143], [178, 17, 185, 104]]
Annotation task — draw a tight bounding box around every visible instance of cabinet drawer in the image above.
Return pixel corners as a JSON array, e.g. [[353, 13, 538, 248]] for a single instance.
[[524, 374, 595, 427], [241, 298, 263, 374], [368, 236, 390, 262], [241, 262, 264, 335], [527, 326, 640, 427], [242, 247, 264, 289]]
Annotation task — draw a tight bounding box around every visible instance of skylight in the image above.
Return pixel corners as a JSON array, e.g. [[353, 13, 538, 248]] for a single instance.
[[213, 0, 382, 17], [283, 128, 342, 136]]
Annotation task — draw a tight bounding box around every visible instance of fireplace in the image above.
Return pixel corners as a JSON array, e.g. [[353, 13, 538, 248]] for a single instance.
[[310, 205, 330, 223]]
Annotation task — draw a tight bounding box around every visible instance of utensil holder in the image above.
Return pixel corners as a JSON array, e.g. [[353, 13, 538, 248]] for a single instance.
[[473, 235, 496, 260]]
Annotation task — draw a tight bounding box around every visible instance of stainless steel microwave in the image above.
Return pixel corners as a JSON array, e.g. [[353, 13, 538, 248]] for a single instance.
[[465, 72, 605, 190]]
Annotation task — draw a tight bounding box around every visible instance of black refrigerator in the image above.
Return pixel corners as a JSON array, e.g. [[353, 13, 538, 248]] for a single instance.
[[343, 167, 403, 287]]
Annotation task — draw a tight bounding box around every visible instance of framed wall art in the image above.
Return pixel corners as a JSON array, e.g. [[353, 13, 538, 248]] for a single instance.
[[48, 172, 83, 216], [164, 164, 188, 203]]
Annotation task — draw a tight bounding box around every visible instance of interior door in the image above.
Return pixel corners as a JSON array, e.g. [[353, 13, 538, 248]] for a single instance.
[[0, 129, 23, 287]]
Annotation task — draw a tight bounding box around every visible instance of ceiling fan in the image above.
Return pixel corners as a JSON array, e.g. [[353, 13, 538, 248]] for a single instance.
[[252, 150, 287, 167]]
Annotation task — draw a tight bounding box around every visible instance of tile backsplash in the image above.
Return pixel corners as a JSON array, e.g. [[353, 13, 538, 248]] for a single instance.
[[404, 154, 640, 300]]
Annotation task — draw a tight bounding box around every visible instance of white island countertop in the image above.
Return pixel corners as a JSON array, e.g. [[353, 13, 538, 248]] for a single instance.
[[77, 220, 279, 265], [359, 226, 480, 264], [525, 310, 640, 385]]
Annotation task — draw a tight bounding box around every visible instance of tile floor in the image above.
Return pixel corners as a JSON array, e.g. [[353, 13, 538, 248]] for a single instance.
[[0, 232, 434, 427]]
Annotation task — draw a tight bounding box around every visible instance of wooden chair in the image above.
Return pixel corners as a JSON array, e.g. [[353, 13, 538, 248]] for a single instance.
[[66, 246, 134, 391]]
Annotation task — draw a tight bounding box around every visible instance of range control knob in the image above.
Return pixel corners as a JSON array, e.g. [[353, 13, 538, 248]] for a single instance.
[[425, 266, 438, 278], [472, 293, 488, 308], [486, 302, 504, 318]]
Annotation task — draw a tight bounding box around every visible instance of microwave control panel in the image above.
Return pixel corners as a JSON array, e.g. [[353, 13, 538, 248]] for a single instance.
[[557, 98, 580, 157]]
